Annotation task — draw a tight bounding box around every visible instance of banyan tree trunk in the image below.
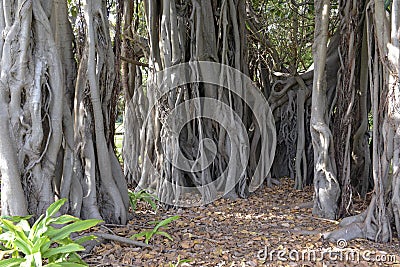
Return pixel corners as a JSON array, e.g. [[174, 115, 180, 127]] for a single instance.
[[324, 0, 399, 242], [310, 0, 340, 220], [124, 0, 276, 206], [332, 0, 369, 217], [0, 0, 129, 224]]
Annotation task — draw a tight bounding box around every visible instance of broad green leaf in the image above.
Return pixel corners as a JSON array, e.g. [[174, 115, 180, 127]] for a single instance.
[[4, 221, 33, 255], [30, 214, 45, 239], [46, 199, 67, 218], [144, 232, 153, 244], [0, 258, 26, 267], [0, 219, 20, 232], [0, 215, 32, 223], [56, 237, 76, 246], [30, 224, 49, 243], [47, 219, 101, 241], [32, 236, 50, 253], [50, 215, 79, 225], [42, 243, 84, 258], [30, 214, 44, 229], [143, 196, 158, 211], [14, 231, 33, 250], [152, 215, 180, 230], [130, 231, 148, 239], [39, 239, 52, 255], [131, 231, 153, 244], [129, 189, 158, 211], [0, 201, 107, 266], [148, 200, 157, 211], [14, 238, 32, 255], [66, 251, 87, 264], [74, 235, 97, 245], [0, 244, 9, 251]]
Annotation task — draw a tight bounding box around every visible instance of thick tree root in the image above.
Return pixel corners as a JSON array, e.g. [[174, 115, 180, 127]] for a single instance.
[[93, 233, 153, 248], [322, 222, 366, 242], [322, 210, 387, 242], [80, 232, 153, 254]]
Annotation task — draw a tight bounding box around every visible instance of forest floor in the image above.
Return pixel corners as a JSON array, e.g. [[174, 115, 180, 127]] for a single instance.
[[85, 178, 400, 267]]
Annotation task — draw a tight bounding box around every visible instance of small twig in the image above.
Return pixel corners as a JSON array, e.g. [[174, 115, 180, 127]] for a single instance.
[[103, 223, 127, 228], [93, 232, 153, 248], [100, 225, 116, 235]]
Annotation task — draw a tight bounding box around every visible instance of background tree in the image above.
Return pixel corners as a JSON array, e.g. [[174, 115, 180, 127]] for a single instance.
[[246, 0, 339, 191]]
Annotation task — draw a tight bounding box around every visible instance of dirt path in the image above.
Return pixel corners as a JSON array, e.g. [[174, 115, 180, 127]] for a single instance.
[[86, 179, 400, 266]]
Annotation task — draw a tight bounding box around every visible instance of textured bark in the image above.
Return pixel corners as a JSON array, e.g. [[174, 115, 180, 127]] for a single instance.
[[124, 0, 276, 205], [324, 0, 398, 242], [0, 0, 64, 216], [264, 32, 340, 189], [310, 0, 340, 219], [0, 0, 128, 224], [73, 0, 129, 223], [388, 0, 400, 239], [122, 0, 149, 186], [332, 0, 367, 217]]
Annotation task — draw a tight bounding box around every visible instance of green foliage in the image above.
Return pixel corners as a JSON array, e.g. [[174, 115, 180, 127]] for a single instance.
[[128, 189, 159, 211], [114, 122, 124, 163], [0, 199, 102, 267], [249, 0, 338, 73], [67, 0, 78, 20], [168, 255, 192, 267], [130, 215, 179, 244], [385, 0, 392, 12]]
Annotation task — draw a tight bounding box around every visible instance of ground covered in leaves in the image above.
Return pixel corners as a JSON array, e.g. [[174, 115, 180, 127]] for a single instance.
[[85, 179, 400, 266]]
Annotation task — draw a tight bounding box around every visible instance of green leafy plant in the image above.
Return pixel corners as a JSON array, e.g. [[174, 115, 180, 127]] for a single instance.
[[169, 255, 192, 267], [0, 198, 102, 267], [130, 215, 179, 244], [128, 189, 159, 211]]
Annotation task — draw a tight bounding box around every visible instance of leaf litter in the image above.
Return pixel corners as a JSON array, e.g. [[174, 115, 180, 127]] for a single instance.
[[85, 178, 400, 266]]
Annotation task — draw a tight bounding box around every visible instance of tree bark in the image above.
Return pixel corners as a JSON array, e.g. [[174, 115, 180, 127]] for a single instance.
[[324, 0, 397, 242], [332, 0, 367, 217], [124, 0, 276, 206], [0, 0, 129, 224], [310, 0, 340, 219]]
